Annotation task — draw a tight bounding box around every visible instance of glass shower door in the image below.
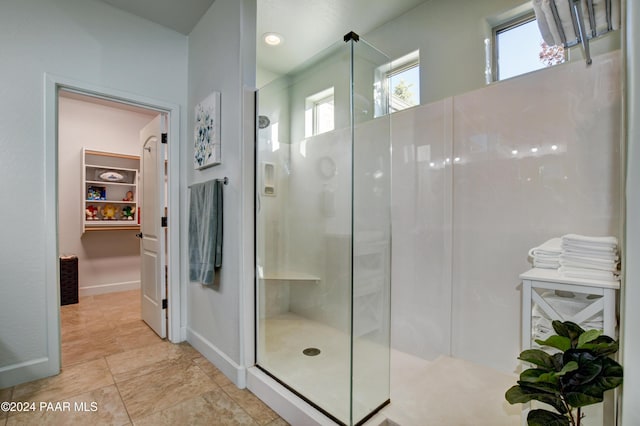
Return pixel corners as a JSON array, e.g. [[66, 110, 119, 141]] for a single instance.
[[255, 34, 391, 426]]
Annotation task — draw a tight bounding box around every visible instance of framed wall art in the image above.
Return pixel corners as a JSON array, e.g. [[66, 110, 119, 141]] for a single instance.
[[193, 91, 221, 169]]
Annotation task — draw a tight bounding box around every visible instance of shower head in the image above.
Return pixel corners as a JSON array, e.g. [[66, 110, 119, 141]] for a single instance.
[[258, 115, 271, 129]]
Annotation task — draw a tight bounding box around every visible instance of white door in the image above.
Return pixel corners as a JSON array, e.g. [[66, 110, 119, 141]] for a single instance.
[[140, 115, 167, 338]]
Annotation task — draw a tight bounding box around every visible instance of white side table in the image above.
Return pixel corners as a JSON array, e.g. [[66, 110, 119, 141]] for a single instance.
[[519, 268, 620, 426]]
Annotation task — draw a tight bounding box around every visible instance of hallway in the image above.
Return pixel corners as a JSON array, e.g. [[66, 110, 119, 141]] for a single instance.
[[1, 290, 287, 425]]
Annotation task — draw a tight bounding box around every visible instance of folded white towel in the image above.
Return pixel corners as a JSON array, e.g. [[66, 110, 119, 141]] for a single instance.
[[562, 246, 619, 260], [562, 233, 618, 247], [529, 237, 563, 258], [559, 258, 619, 272], [534, 259, 561, 269], [558, 266, 619, 281], [560, 253, 618, 264]]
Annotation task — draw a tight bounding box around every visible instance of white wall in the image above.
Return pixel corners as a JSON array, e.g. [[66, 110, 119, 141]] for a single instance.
[[0, 0, 188, 387], [622, 1, 640, 424], [58, 96, 158, 295], [185, 0, 256, 387]]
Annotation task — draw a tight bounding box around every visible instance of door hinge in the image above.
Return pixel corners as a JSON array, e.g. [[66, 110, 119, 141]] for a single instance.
[[161, 216, 167, 227], [162, 299, 168, 309], [161, 133, 168, 144]]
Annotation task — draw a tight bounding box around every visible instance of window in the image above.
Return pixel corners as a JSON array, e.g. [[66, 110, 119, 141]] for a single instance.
[[389, 51, 420, 113], [375, 51, 420, 117], [492, 14, 565, 81], [305, 88, 334, 137]]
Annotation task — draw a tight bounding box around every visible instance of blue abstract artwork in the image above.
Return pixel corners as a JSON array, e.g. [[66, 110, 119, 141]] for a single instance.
[[194, 91, 221, 169]]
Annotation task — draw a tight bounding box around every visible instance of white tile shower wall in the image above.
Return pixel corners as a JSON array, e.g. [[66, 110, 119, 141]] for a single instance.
[[390, 99, 453, 361], [391, 51, 622, 374], [451, 51, 621, 373], [287, 129, 352, 331]]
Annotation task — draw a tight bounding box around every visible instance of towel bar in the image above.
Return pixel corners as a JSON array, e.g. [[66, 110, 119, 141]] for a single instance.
[[188, 177, 229, 188]]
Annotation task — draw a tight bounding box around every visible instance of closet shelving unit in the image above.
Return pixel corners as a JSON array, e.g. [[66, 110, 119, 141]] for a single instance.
[[82, 148, 140, 232]]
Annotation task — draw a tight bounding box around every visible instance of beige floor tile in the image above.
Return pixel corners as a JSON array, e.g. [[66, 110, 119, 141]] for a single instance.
[[62, 335, 122, 367], [106, 341, 184, 379], [1, 387, 12, 421], [24, 289, 289, 426], [193, 357, 234, 387], [114, 321, 163, 352], [202, 388, 260, 425], [12, 359, 114, 406], [6, 385, 130, 426], [134, 389, 258, 426], [117, 363, 217, 420], [222, 384, 279, 425], [265, 418, 290, 426]]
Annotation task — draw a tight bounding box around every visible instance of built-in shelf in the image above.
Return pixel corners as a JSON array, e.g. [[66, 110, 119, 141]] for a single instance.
[[82, 148, 140, 233], [259, 271, 320, 282]]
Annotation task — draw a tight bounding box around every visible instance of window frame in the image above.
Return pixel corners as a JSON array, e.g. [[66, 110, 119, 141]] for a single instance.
[[376, 50, 420, 116], [491, 12, 567, 82], [305, 87, 334, 137], [492, 12, 537, 82]]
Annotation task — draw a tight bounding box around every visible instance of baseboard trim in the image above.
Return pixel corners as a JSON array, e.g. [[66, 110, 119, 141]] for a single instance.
[[186, 327, 246, 388], [79, 281, 140, 297], [0, 357, 57, 388]]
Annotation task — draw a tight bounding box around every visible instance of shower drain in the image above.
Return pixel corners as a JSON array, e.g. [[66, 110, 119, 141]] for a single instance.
[[302, 347, 321, 356]]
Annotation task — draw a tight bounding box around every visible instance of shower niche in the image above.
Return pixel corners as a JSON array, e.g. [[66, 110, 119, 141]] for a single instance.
[[255, 33, 392, 425]]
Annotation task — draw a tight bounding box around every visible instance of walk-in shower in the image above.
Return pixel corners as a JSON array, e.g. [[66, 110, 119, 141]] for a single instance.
[[255, 33, 391, 425]]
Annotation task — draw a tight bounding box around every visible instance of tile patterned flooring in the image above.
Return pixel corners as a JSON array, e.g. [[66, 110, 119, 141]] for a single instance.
[[1, 290, 288, 426]]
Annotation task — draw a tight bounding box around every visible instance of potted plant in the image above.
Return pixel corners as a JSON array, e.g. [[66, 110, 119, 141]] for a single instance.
[[505, 320, 623, 426]]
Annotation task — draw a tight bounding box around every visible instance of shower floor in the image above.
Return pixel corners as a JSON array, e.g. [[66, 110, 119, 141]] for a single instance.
[[259, 313, 521, 425]]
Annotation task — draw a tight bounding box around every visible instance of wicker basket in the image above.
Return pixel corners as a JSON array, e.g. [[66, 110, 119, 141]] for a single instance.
[[60, 256, 78, 305]]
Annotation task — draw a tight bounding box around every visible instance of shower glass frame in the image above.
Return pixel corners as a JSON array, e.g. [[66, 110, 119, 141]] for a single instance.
[[255, 34, 392, 426]]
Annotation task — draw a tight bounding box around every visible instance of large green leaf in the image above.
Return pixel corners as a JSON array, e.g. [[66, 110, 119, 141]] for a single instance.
[[519, 349, 556, 370], [579, 336, 619, 356], [552, 321, 585, 347], [563, 350, 603, 386], [557, 361, 579, 376], [578, 329, 603, 348], [536, 335, 571, 352], [564, 391, 603, 407], [574, 358, 624, 397], [527, 409, 570, 426], [506, 385, 567, 413], [520, 368, 559, 384]]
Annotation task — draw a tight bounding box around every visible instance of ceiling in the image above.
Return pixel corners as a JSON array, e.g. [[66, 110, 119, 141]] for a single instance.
[[98, 0, 428, 76]]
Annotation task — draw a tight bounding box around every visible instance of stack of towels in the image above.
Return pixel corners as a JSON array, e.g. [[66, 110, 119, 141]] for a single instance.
[[528, 237, 562, 269], [529, 234, 620, 282], [558, 234, 619, 281]]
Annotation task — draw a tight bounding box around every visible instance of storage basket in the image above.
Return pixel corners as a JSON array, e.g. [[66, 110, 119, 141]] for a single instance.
[[59, 255, 78, 305]]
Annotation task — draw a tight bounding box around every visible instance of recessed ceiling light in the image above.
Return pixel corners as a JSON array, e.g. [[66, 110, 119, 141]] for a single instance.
[[263, 33, 283, 46]]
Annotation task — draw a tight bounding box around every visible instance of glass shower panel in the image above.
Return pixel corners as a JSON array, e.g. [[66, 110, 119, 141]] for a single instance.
[[256, 35, 390, 426], [350, 39, 391, 425]]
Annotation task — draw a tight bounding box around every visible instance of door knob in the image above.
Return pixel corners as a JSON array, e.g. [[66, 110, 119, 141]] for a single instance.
[[136, 233, 143, 239]]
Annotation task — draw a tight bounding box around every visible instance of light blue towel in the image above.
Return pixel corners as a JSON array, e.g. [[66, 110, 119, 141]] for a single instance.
[[189, 179, 223, 284]]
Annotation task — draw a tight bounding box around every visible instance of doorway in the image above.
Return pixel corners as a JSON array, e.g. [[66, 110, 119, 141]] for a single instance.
[[45, 75, 182, 374], [57, 90, 166, 365]]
